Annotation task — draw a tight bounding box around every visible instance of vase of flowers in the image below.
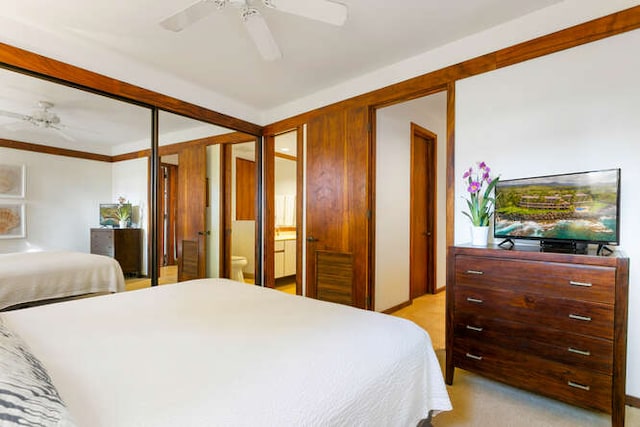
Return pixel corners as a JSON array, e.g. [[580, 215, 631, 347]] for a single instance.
[[462, 162, 499, 246], [115, 196, 131, 228]]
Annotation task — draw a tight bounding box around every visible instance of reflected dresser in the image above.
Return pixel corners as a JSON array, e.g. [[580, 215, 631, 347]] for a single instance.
[[90, 228, 142, 277]]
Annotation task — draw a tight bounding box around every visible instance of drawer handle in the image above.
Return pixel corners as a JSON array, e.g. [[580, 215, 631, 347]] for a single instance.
[[567, 381, 590, 391], [466, 297, 483, 304], [568, 347, 591, 356], [569, 314, 592, 322], [466, 325, 484, 332], [465, 353, 483, 361], [569, 280, 592, 287], [465, 270, 484, 275]]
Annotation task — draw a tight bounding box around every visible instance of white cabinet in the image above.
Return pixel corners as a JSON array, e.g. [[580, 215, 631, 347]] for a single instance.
[[284, 239, 296, 276], [275, 238, 296, 279]]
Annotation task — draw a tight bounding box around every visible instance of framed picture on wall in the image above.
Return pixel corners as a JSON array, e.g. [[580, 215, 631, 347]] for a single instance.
[[0, 164, 26, 198], [0, 202, 25, 239]]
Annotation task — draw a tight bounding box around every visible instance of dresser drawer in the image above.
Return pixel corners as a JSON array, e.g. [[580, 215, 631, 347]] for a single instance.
[[90, 231, 114, 256], [454, 313, 613, 374], [453, 341, 612, 413], [455, 255, 615, 303], [455, 286, 614, 339]]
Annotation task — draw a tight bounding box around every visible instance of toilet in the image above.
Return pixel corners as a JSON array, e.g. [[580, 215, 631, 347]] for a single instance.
[[231, 256, 248, 283]]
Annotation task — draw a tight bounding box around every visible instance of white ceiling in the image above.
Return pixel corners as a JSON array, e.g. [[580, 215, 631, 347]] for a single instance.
[[4, 0, 565, 111]]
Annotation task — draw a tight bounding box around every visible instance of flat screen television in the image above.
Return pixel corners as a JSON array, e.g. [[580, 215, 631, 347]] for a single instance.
[[99, 203, 132, 228], [493, 169, 620, 253]]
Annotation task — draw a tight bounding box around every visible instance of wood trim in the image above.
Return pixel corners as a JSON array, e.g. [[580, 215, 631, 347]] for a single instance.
[[159, 132, 255, 156], [495, 7, 640, 68], [382, 300, 412, 314], [295, 125, 304, 296], [445, 82, 455, 249], [222, 143, 233, 279], [0, 43, 262, 136], [627, 395, 640, 408], [275, 152, 297, 161], [263, 134, 275, 288], [0, 137, 113, 162]]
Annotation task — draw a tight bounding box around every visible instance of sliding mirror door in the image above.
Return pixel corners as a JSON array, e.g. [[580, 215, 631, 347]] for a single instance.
[[158, 111, 258, 284], [0, 66, 152, 287]]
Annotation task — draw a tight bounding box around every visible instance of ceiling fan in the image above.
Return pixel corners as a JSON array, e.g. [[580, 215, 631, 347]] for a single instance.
[[0, 101, 75, 141], [160, 0, 348, 61]]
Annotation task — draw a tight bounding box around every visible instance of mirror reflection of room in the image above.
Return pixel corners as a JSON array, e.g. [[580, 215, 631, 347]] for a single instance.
[[156, 111, 257, 285], [231, 141, 257, 284], [0, 65, 151, 306], [273, 130, 297, 294]]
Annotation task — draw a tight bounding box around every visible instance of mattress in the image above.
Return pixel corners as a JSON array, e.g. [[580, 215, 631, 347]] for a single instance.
[[1, 279, 451, 426], [0, 251, 125, 310]]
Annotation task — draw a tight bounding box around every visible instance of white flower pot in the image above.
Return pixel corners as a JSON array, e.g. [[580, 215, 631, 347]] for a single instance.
[[471, 226, 489, 246], [119, 220, 128, 229]]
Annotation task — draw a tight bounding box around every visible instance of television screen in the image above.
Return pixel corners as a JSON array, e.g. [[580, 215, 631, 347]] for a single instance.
[[494, 169, 620, 245], [100, 203, 132, 227]]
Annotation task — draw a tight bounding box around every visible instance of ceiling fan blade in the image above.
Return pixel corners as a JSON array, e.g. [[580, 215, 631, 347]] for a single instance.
[[264, 0, 347, 26], [0, 110, 28, 121], [242, 8, 282, 61], [160, 0, 222, 32], [50, 126, 76, 142]]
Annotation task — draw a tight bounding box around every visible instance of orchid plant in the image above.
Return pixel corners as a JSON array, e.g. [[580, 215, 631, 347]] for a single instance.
[[462, 162, 499, 227], [115, 196, 131, 222]]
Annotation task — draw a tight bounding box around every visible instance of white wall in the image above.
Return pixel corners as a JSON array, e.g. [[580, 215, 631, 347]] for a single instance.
[[231, 143, 256, 275], [455, 28, 640, 396], [112, 157, 148, 275], [0, 147, 111, 253], [207, 145, 221, 278], [375, 93, 447, 311]]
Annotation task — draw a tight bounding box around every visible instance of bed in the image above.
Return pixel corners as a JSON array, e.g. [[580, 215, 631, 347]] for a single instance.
[[0, 278, 451, 426], [0, 250, 125, 310]]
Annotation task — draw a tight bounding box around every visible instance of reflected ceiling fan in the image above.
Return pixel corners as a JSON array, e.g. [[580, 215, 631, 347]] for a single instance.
[[160, 0, 348, 61], [0, 101, 75, 141]]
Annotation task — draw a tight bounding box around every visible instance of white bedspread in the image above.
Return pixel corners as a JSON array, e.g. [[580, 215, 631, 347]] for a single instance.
[[0, 251, 125, 310], [2, 279, 451, 426]]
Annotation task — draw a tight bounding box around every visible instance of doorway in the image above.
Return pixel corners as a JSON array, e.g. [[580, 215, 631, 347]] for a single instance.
[[374, 91, 447, 312]]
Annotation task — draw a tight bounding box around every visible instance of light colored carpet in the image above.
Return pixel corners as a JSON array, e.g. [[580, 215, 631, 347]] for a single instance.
[[391, 292, 640, 427]]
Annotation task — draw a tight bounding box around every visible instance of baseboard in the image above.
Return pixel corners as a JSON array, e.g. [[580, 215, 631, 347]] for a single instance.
[[383, 300, 412, 314], [627, 394, 640, 408]]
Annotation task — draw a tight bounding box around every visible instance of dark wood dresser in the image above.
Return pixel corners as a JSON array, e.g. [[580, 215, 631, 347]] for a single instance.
[[90, 228, 141, 276], [446, 245, 629, 427]]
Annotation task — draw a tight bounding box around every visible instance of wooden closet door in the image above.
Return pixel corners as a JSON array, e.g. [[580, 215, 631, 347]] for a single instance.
[[176, 145, 207, 282], [305, 106, 371, 309]]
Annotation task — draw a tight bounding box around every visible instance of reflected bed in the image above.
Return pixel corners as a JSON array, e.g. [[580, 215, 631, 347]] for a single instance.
[[0, 251, 125, 310], [1, 278, 451, 426]]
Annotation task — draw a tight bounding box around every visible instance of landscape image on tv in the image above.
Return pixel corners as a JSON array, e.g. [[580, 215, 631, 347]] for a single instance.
[[494, 169, 619, 244]]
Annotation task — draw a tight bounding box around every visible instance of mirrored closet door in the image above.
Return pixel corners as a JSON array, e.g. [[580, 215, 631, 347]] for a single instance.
[[158, 111, 258, 284], [0, 66, 152, 284]]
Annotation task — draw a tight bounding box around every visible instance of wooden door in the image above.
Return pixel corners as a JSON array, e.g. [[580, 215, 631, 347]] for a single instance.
[[410, 123, 437, 297], [159, 163, 178, 267], [305, 106, 371, 309], [176, 145, 207, 282]]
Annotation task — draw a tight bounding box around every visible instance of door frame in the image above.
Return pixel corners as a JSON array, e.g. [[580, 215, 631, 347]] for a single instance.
[[410, 122, 437, 296], [263, 127, 303, 293]]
